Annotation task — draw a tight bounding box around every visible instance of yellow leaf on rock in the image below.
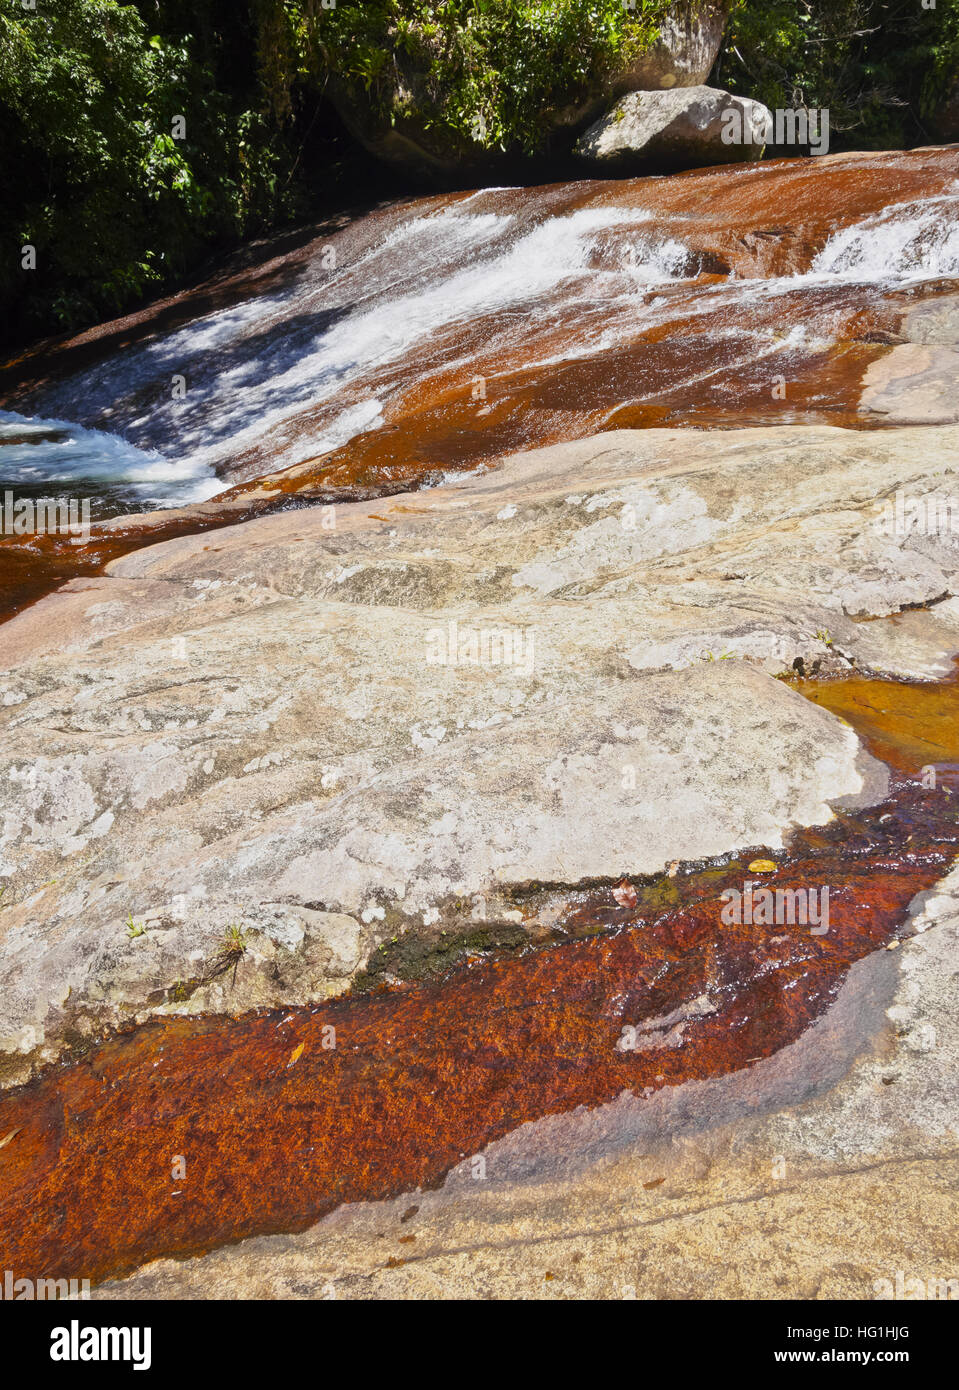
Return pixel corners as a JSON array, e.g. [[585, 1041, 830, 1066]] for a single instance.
[[748, 859, 778, 873], [288, 1043, 305, 1067]]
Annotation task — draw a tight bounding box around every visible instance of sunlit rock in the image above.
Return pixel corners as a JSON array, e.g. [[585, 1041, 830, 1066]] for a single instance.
[[575, 85, 771, 172]]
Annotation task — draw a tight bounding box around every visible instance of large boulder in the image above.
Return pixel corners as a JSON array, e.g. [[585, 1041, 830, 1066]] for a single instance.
[[2, 421, 959, 1085], [327, 2, 734, 180], [620, 0, 731, 90], [575, 85, 772, 172]]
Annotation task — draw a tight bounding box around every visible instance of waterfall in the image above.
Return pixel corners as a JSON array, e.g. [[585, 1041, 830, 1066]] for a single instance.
[[4, 167, 959, 512]]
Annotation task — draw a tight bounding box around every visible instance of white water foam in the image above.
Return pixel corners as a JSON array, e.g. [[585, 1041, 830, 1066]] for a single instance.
[[20, 185, 958, 503], [28, 204, 684, 478], [0, 411, 222, 508], [718, 188, 959, 319], [812, 190, 959, 282]]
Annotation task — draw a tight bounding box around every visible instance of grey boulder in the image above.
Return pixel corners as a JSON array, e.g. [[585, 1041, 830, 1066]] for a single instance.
[[576, 85, 772, 172]]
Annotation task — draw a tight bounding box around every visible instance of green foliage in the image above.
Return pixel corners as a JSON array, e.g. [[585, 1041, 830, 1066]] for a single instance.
[[0, 0, 675, 346], [0, 0, 293, 344], [126, 912, 146, 939], [922, 0, 959, 117], [717, 0, 959, 148], [219, 924, 248, 956], [3, 0, 958, 349], [287, 0, 673, 154]]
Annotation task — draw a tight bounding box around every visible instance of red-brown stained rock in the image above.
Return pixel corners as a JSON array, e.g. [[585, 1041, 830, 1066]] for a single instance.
[[2, 149, 957, 620], [0, 780, 954, 1286]]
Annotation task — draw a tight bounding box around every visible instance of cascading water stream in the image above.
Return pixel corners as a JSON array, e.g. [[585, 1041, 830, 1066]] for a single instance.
[[0, 412, 222, 516], [3, 156, 959, 518], [1, 149, 958, 1289]]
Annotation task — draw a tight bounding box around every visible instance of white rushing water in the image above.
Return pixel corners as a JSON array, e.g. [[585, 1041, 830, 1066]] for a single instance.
[[0, 411, 222, 513], [8, 184, 959, 506], [812, 190, 959, 281], [25, 205, 687, 480]]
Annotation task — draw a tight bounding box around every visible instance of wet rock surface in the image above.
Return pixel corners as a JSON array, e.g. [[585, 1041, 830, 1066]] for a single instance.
[[4, 422, 958, 1081], [95, 865, 959, 1301], [5, 149, 958, 498], [1, 146, 958, 1300], [1, 743, 954, 1290]]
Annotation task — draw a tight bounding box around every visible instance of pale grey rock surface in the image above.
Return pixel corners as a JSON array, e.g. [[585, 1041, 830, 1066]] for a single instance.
[[575, 86, 771, 171], [847, 599, 959, 681], [861, 295, 959, 424], [1, 423, 957, 1085], [99, 867, 959, 1301]]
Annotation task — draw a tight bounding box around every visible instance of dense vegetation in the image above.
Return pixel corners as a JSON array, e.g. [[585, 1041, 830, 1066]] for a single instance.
[[275, 0, 673, 153], [718, 0, 959, 149], [2, 0, 958, 351], [0, 0, 297, 347]]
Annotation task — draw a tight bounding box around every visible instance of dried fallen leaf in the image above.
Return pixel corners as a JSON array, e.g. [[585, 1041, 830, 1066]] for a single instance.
[[287, 1042, 305, 1067], [748, 859, 778, 873], [0, 1127, 22, 1150], [613, 879, 638, 909]]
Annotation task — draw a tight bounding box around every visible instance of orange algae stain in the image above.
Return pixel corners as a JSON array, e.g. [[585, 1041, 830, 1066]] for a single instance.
[[2, 150, 958, 621], [0, 779, 955, 1287], [792, 671, 959, 774], [0, 508, 264, 620]]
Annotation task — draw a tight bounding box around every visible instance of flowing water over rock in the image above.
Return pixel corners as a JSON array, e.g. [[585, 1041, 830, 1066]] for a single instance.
[[0, 148, 957, 1296], [1, 149, 957, 618], [0, 412, 221, 517], [0, 148, 955, 619], [4, 149, 959, 497]]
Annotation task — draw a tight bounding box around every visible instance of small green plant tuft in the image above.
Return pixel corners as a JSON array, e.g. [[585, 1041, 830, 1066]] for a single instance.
[[220, 923, 248, 955], [216, 923, 248, 990]]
